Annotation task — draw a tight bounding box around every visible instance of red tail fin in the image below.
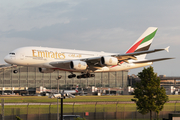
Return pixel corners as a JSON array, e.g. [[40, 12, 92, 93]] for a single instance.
[[75, 85, 78, 93]]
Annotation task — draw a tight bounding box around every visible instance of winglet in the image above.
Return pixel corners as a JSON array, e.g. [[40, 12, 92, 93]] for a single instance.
[[165, 46, 170, 52]]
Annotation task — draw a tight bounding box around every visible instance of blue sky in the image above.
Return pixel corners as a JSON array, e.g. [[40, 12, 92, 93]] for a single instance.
[[0, 0, 179, 76]]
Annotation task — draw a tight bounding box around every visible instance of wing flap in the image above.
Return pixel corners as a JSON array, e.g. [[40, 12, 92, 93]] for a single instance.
[[133, 58, 174, 64]]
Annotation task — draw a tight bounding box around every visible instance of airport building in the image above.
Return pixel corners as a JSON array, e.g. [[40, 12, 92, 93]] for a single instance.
[[128, 75, 180, 95], [2, 65, 179, 95], [0, 66, 128, 94]]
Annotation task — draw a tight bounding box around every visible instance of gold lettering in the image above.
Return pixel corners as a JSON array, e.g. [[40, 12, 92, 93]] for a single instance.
[[58, 53, 65, 59], [32, 50, 66, 59], [45, 51, 48, 58], [38, 51, 45, 57], [68, 54, 82, 58], [48, 52, 51, 58], [58, 53, 61, 58], [51, 52, 55, 58], [55, 52, 58, 58], [62, 53, 65, 59], [32, 50, 37, 57]]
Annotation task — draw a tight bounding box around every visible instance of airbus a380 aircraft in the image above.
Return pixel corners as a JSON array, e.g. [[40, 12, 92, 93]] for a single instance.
[[4, 27, 173, 79]]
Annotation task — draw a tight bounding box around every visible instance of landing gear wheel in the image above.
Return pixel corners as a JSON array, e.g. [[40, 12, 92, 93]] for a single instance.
[[68, 74, 76, 78], [68, 75, 73, 78], [82, 74, 87, 78], [72, 74, 76, 77], [87, 73, 91, 77], [77, 73, 95, 79], [77, 75, 81, 79], [91, 74, 95, 77], [13, 70, 18, 74]]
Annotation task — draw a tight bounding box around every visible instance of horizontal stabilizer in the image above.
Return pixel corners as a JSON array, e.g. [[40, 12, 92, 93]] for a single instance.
[[133, 58, 174, 64], [115, 46, 170, 61], [121, 46, 170, 57]]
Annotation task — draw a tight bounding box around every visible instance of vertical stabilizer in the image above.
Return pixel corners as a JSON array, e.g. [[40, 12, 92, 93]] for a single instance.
[[126, 27, 158, 60], [75, 85, 78, 93]]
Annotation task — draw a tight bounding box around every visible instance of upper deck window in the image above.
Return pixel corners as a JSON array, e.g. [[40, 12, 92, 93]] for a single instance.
[[9, 53, 15, 55]]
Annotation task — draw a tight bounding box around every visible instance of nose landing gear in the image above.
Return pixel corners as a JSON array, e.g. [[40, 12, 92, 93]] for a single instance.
[[13, 70, 18, 74]]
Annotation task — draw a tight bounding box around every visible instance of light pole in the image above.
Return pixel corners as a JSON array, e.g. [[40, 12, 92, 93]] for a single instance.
[[49, 84, 74, 120], [57, 75, 62, 120], [60, 94, 64, 120], [49, 76, 71, 120]]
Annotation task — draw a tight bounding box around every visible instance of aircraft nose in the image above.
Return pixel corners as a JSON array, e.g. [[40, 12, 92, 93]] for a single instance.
[[4, 55, 11, 64]]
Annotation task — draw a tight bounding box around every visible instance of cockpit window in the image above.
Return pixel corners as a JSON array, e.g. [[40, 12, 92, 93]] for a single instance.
[[9, 53, 15, 55]]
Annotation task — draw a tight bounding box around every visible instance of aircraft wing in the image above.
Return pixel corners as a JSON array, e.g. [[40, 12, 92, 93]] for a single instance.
[[83, 46, 170, 64], [49, 46, 170, 71], [49, 57, 102, 71], [132, 58, 174, 64]]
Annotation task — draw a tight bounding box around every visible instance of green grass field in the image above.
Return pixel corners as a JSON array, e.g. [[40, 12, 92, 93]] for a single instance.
[[0, 95, 179, 115], [0, 95, 180, 103]]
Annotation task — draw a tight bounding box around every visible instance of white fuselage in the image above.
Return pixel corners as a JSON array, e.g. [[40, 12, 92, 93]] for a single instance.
[[64, 90, 78, 94], [4, 46, 152, 73]]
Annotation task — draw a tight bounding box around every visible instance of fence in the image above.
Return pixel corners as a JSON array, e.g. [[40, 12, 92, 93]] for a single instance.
[[1, 101, 180, 120]]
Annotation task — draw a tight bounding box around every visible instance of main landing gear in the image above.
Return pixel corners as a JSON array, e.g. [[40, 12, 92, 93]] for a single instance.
[[77, 73, 95, 79], [68, 74, 76, 78], [68, 73, 95, 79]]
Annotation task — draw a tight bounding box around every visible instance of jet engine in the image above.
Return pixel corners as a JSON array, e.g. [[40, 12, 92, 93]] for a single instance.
[[70, 61, 87, 70], [38, 68, 55, 73], [100, 56, 118, 66]]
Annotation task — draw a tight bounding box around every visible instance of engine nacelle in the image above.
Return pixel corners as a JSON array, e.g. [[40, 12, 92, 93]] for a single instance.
[[100, 56, 118, 66], [39, 68, 55, 73], [70, 61, 87, 70]]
